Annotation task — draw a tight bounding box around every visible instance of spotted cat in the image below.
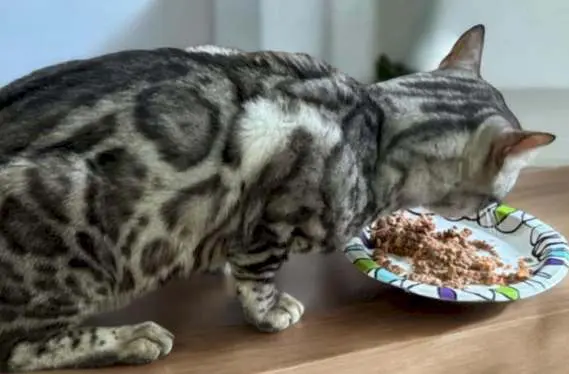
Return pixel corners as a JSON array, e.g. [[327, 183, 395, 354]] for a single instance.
[[0, 25, 554, 371]]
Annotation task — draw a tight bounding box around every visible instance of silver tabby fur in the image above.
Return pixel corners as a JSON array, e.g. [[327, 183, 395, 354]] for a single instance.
[[0, 25, 555, 371]]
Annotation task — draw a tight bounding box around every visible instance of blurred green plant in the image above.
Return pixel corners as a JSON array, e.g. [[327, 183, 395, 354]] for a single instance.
[[375, 54, 415, 82]]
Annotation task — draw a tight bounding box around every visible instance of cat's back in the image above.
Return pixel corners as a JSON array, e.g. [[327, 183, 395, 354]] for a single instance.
[[0, 46, 337, 121], [0, 48, 198, 116], [0, 48, 230, 160], [0, 46, 340, 162]]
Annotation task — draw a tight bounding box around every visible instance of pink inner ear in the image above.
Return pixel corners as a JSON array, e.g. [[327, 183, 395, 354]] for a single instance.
[[438, 25, 485, 75], [508, 133, 555, 155]]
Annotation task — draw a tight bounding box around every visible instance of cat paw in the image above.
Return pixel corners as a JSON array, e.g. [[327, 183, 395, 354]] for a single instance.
[[249, 292, 305, 333], [119, 322, 174, 364]]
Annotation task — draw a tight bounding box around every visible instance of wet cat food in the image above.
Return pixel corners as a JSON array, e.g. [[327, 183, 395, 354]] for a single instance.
[[371, 213, 531, 288]]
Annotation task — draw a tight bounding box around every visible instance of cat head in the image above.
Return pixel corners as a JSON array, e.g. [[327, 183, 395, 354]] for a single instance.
[[373, 24, 555, 217]]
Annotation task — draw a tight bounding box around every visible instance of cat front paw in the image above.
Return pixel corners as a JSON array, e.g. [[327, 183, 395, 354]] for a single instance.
[[247, 292, 305, 332], [118, 321, 174, 364]]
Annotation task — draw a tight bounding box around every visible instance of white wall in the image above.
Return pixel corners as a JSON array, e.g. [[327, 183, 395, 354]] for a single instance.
[[260, 0, 329, 60], [213, 0, 260, 52], [328, 0, 381, 84], [0, 0, 213, 86]]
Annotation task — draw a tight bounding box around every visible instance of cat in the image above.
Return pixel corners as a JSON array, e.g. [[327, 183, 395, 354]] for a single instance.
[[0, 24, 554, 371]]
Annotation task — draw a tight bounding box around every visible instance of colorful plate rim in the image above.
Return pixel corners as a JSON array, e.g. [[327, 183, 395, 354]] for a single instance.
[[343, 203, 569, 302]]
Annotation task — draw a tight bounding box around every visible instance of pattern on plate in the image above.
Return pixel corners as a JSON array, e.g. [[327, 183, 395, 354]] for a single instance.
[[344, 203, 569, 302]]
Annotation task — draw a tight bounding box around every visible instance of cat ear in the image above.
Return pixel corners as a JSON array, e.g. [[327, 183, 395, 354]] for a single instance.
[[438, 24, 485, 76], [489, 130, 556, 166]]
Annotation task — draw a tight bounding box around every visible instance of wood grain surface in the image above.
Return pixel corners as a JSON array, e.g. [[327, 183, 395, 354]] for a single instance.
[[59, 167, 569, 374]]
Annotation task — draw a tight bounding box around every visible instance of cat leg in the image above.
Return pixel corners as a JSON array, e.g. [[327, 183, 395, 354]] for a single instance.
[[5, 321, 173, 372], [229, 251, 305, 332]]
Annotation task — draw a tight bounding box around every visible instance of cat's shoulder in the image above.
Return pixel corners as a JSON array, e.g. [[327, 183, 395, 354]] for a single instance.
[[234, 93, 344, 181]]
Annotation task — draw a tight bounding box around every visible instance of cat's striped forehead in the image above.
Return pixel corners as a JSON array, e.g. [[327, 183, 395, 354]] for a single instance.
[[379, 72, 521, 132]]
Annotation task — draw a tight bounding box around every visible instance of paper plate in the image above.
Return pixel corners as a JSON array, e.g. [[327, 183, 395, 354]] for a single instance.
[[344, 203, 569, 302]]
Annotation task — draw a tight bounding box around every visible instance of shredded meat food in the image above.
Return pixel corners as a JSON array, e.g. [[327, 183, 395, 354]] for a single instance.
[[371, 213, 531, 288]]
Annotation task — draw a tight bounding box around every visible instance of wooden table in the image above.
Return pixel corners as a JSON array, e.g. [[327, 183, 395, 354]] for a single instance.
[[69, 167, 569, 374]]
